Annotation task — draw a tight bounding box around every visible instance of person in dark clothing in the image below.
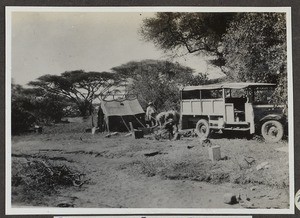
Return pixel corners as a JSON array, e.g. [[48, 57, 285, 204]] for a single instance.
[[163, 118, 175, 140], [97, 105, 105, 132]]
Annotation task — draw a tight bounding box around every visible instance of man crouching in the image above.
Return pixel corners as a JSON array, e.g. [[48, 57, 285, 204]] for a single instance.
[[163, 118, 175, 140]]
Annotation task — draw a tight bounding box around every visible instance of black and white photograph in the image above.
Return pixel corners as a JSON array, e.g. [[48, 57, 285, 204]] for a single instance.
[[5, 7, 294, 215]]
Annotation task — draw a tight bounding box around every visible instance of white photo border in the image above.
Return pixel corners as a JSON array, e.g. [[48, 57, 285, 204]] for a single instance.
[[5, 6, 294, 215]]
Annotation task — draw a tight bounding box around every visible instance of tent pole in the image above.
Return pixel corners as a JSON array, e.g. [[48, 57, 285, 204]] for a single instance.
[[133, 114, 146, 128], [120, 116, 131, 132], [106, 116, 110, 133]]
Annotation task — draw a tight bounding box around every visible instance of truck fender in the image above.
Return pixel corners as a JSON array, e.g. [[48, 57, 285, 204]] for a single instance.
[[259, 114, 284, 123]]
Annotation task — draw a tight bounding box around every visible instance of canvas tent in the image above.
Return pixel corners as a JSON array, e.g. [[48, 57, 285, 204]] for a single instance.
[[100, 98, 146, 132]]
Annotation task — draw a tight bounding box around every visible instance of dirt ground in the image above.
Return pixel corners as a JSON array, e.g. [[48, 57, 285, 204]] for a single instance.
[[11, 122, 290, 209]]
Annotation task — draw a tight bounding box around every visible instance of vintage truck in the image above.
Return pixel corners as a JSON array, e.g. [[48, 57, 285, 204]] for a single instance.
[[180, 83, 287, 142]]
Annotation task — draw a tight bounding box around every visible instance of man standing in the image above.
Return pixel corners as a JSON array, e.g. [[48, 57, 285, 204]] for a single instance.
[[98, 104, 105, 132], [145, 102, 156, 127]]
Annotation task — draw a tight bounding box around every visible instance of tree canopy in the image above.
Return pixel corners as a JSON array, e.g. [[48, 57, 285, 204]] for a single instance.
[[140, 12, 235, 62], [112, 59, 208, 111], [12, 82, 70, 134], [141, 12, 288, 106], [221, 13, 287, 105], [28, 70, 120, 116], [222, 13, 286, 82]]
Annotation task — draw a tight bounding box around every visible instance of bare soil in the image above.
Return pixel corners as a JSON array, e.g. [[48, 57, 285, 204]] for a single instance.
[[11, 122, 290, 209]]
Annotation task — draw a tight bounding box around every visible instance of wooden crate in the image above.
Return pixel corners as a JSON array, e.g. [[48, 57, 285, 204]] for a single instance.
[[133, 130, 144, 139]]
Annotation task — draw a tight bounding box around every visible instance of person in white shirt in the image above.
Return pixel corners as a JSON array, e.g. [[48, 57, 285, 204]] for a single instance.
[[145, 102, 157, 127]]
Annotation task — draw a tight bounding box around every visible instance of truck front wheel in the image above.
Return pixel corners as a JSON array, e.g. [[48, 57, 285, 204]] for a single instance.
[[261, 120, 284, 143], [195, 119, 210, 139]]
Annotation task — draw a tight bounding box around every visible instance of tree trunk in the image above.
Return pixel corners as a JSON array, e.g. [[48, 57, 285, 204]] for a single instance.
[[77, 100, 91, 117]]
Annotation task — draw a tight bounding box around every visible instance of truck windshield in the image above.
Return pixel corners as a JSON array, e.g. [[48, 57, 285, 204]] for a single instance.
[[253, 87, 276, 104]]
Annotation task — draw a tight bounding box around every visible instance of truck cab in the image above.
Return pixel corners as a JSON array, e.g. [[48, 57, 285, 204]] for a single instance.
[[180, 83, 286, 142]]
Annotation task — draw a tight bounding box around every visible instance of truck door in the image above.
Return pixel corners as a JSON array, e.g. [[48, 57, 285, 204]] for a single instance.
[[245, 103, 255, 134]]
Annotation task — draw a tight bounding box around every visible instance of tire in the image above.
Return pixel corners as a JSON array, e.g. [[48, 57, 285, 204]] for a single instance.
[[195, 119, 210, 139], [261, 120, 284, 143]]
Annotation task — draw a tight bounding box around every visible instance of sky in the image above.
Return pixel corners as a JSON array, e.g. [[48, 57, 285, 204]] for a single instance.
[[11, 12, 224, 86]]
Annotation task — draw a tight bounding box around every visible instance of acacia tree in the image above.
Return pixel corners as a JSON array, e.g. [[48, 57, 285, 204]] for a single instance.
[[140, 12, 235, 65], [112, 59, 208, 111], [28, 70, 120, 116]]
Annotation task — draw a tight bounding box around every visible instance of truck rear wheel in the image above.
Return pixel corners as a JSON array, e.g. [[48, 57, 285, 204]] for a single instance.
[[261, 120, 284, 143], [195, 119, 210, 139]]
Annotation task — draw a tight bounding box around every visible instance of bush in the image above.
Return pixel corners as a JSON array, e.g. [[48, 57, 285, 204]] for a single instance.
[[12, 156, 88, 205], [12, 101, 36, 135]]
